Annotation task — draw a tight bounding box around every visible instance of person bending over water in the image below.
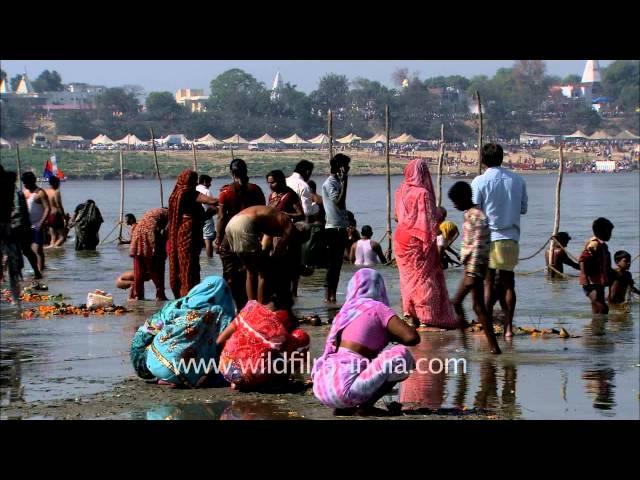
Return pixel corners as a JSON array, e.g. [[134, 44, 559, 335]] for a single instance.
[[312, 268, 419, 416], [116, 208, 168, 301], [225, 205, 296, 305]]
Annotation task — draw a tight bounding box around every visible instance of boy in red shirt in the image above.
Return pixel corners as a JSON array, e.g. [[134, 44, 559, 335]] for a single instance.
[[579, 217, 614, 314]]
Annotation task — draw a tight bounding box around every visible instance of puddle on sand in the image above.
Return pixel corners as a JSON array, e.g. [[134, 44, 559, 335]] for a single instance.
[[127, 400, 302, 420]]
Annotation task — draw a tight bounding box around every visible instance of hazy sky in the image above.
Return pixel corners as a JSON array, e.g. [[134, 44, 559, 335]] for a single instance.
[[1, 60, 613, 95]]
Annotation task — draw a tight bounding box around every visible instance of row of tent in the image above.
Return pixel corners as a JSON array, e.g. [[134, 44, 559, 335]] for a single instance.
[[88, 132, 429, 146], [563, 129, 640, 141]]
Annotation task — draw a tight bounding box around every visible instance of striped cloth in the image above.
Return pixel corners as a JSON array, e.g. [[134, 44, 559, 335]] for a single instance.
[[460, 207, 490, 276], [312, 268, 415, 408]]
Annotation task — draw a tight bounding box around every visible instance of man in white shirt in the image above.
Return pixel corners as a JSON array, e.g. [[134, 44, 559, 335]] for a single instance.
[[196, 174, 216, 258], [286, 160, 319, 219]]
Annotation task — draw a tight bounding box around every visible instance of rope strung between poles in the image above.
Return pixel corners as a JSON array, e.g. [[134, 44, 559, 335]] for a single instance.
[[515, 266, 549, 276], [98, 221, 123, 246], [547, 265, 578, 278], [551, 237, 580, 263], [518, 237, 551, 261]]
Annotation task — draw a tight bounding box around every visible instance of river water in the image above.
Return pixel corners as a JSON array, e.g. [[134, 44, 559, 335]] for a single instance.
[[1, 173, 639, 419]]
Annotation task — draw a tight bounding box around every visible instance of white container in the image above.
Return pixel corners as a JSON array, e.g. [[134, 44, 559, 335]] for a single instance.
[[87, 290, 113, 308]]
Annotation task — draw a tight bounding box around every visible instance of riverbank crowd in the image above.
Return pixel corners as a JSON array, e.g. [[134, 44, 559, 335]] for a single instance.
[[0, 143, 638, 416]]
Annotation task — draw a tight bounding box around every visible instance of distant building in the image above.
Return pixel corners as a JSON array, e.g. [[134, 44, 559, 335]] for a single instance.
[[15, 74, 36, 94], [0, 78, 11, 94], [65, 83, 106, 95], [175, 88, 207, 113], [557, 60, 602, 109]]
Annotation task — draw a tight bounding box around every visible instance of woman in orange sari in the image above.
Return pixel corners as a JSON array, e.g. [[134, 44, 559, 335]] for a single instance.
[[393, 159, 458, 329], [168, 170, 218, 298]]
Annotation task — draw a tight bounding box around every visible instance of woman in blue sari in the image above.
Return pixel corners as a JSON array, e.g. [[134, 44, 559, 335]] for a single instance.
[[130, 276, 235, 387]]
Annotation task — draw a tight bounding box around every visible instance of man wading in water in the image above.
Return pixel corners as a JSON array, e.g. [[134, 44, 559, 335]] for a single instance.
[[21, 172, 51, 274]]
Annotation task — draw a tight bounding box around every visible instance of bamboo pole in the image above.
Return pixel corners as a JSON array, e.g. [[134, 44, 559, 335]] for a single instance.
[[192, 141, 198, 171], [118, 150, 125, 242], [476, 90, 483, 175], [328, 109, 334, 160], [149, 128, 164, 208], [15, 143, 22, 188], [547, 143, 564, 273], [552, 143, 564, 236], [437, 123, 445, 206], [385, 105, 392, 260]]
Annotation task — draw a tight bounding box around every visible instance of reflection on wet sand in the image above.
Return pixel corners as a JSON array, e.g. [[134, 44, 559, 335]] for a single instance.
[[400, 333, 453, 410], [0, 347, 24, 406], [582, 368, 616, 413], [141, 400, 300, 420]]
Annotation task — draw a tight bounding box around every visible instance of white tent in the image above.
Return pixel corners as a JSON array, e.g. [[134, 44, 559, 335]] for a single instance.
[[589, 130, 613, 140], [251, 133, 281, 144], [336, 133, 362, 144], [223, 134, 249, 145], [0, 137, 11, 148], [280, 133, 309, 145], [196, 134, 224, 145], [116, 134, 146, 146], [92, 134, 114, 145], [615, 130, 640, 140], [391, 133, 425, 144], [564, 130, 589, 139], [307, 134, 330, 144], [163, 134, 188, 145], [363, 133, 387, 144]]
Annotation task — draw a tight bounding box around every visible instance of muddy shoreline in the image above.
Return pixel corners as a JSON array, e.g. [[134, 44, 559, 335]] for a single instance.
[[0, 375, 498, 420]]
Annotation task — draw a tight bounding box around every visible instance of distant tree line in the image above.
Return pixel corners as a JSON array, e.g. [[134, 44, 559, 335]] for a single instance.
[[1, 61, 638, 142]]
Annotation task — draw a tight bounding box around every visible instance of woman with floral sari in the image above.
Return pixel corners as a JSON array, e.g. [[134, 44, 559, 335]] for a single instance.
[[129, 276, 235, 387], [116, 208, 169, 301], [393, 159, 459, 329], [168, 170, 218, 299]]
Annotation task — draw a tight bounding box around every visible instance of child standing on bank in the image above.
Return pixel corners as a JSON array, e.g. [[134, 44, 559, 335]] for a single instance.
[[448, 181, 501, 354], [579, 217, 614, 314], [608, 250, 639, 306]]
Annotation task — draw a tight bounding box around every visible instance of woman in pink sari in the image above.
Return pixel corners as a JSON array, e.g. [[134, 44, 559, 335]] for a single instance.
[[393, 158, 458, 329]]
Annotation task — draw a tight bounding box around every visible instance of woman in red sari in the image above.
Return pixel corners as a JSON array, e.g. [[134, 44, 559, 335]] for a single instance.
[[168, 170, 218, 298], [266, 169, 304, 302], [266, 170, 304, 221], [393, 159, 458, 329]]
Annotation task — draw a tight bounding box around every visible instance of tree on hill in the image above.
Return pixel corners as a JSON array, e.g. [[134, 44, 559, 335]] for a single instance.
[[10, 74, 22, 92], [145, 91, 184, 121], [562, 74, 581, 84], [32, 70, 64, 92], [602, 60, 640, 112], [310, 73, 350, 115], [54, 111, 98, 139], [95, 88, 140, 120]]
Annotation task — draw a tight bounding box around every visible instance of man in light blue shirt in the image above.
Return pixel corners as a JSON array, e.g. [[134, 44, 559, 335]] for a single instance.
[[471, 143, 527, 339]]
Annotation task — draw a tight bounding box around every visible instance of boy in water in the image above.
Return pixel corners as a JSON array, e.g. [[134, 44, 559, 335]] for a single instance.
[[608, 250, 639, 306], [545, 232, 579, 278], [579, 217, 614, 314], [448, 181, 501, 354]]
